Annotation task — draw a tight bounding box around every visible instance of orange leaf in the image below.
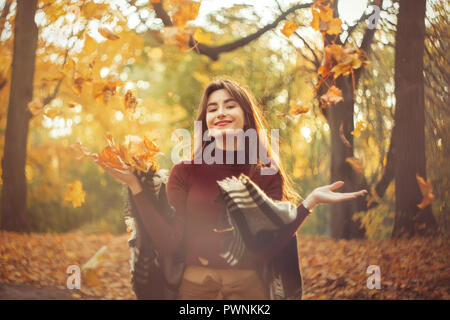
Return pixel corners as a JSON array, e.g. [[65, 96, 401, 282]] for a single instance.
[[416, 174, 435, 209], [288, 100, 310, 115], [64, 180, 86, 208], [124, 90, 138, 113], [70, 141, 96, 160], [320, 85, 343, 107], [171, 0, 201, 28], [98, 145, 129, 171], [345, 157, 363, 174], [28, 99, 44, 116], [98, 27, 120, 40], [281, 20, 298, 38]]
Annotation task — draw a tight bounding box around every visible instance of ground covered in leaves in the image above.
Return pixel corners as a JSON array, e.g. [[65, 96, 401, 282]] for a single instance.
[[0, 232, 448, 300]]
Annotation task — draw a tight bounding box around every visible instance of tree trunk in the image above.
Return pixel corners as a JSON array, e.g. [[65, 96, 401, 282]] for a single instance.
[[391, 0, 438, 238], [0, 0, 38, 232], [329, 76, 366, 239]]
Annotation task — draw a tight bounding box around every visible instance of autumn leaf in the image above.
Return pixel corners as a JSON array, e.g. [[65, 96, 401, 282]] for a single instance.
[[162, 27, 191, 51], [70, 141, 96, 160], [345, 157, 363, 174], [281, 20, 298, 38], [171, 0, 201, 28], [72, 77, 85, 95], [124, 90, 138, 113], [275, 110, 287, 118], [43, 108, 62, 119], [198, 257, 209, 266], [320, 85, 343, 108], [64, 180, 86, 208], [351, 120, 368, 137], [310, 4, 341, 35], [98, 27, 120, 40], [331, 48, 369, 78], [93, 75, 121, 104], [193, 28, 213, 44], [28, 99, 44, 116], [416, 174, 435, 209], [288, 100, 310, 115], [98, 145, 129, 172]]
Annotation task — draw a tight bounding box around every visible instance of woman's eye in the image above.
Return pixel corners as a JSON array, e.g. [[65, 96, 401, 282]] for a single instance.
[[209, 108, 217, 112], [227, 105, 235, 109]]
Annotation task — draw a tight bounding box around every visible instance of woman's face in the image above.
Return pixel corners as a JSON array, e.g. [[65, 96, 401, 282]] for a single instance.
[[205, 89, 246, 138]]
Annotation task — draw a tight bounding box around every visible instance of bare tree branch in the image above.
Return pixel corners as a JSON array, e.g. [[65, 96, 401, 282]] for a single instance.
[[148, 0, 313, 60]]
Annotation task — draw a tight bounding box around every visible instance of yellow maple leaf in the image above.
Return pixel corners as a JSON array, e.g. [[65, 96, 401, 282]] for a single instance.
[[64, 180, 86, 208], [281, 20, 298, 38], [171, 0, 201, 28], [416, 174, 435, 209], [351, 120, 368, 137], [193, 28, 213, 44], [288, 100, 309, 115]]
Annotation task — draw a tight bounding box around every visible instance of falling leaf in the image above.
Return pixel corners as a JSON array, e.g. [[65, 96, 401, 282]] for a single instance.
[[28, 100, 44, 116], [171, 0, 201, 28], [93, 75, 121, 104], [72, 77, 85, 95], [43, 108, 63, 119], [98, 27, 120, 40], [124, 90, 138, 113], [320, 85, 343, 108], [70, 141, 96, 160], [281, 20, 298, 38], [275, 110, 288, 118], [64, 180, 86, 208], [162, 27, 191, 51], [345, 157, 363, 174], [351, 120, 368, 137], [289, 100, 310, 115], [416, 174, 435, 209], [193, 28, 213, 44], [198, 257, 209, 266], [310, 4, 341, 35], [150, 0, 161, 3]]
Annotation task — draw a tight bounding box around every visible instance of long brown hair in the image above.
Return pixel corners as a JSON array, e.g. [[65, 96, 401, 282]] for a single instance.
[[190, 76, 302, 204]]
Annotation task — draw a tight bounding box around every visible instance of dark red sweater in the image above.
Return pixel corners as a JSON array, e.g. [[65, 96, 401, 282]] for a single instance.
[[132, 148, 311, 269]]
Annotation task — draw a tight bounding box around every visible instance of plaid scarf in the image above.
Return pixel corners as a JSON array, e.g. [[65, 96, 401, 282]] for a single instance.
[[125, 169, 303, 300]]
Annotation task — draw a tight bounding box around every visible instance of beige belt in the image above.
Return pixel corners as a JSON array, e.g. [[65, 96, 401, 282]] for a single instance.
[[183, 264, 258, 285]]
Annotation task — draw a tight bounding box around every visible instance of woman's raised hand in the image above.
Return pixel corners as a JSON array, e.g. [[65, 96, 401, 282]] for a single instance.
[[93, 154, 139, 187], [303, 181, 368, 210]]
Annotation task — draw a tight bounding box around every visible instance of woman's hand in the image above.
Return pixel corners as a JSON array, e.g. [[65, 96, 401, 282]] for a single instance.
[[303, 181, 367, 211], [94, 155, 139, 187]]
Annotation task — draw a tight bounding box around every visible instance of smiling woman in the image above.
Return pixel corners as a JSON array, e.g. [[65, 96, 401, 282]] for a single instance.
[[97, 76, 368, 300]]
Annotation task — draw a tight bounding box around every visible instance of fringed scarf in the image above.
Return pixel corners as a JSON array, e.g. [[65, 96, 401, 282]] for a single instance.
[[124, 169, 303, 300]]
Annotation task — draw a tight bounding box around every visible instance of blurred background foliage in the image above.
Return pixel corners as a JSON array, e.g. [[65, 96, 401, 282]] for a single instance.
[[0, 0, 447, 238]]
